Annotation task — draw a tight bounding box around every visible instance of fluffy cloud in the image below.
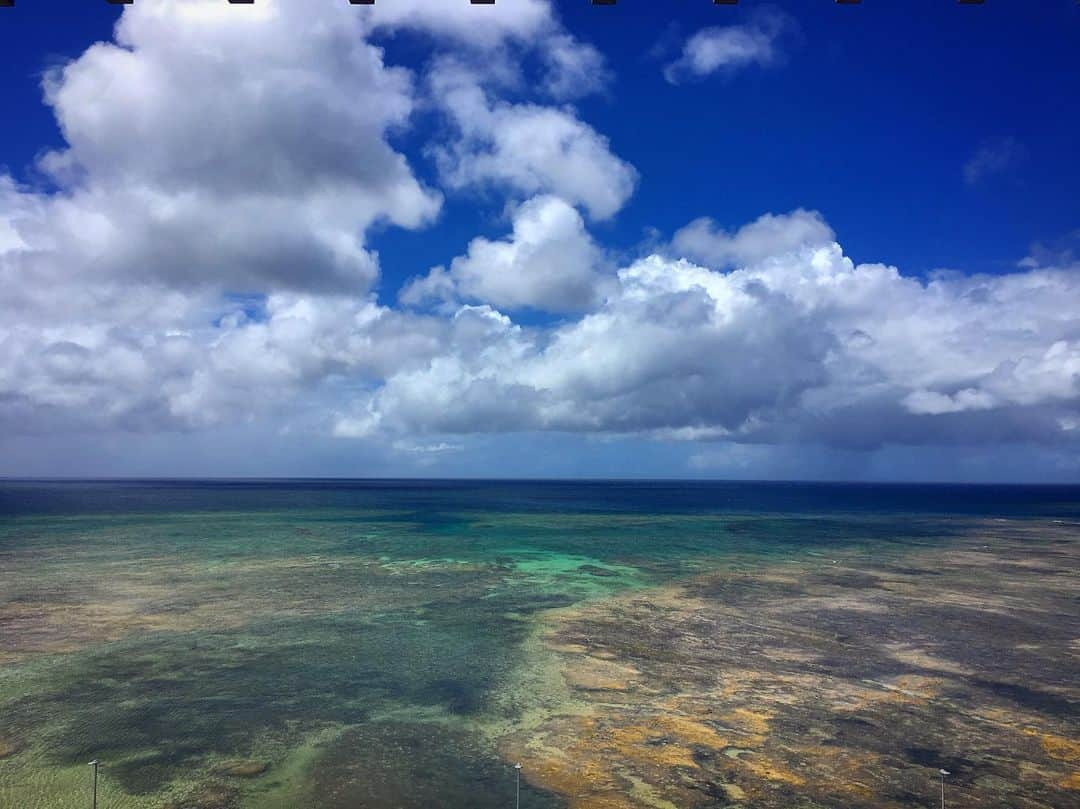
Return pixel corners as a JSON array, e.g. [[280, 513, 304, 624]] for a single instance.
[[0, 283, 448, 435], [429, 59, 637, 220], [368, 0, 554, 49], [367, 0, 612, 100], [664, 10, 795, 85], [671, 209, 834, 268], [5, 0, 611, 297], [348, 227, 1080, 450], [26, 0, 443, 293], [400, 195, 609, 313], [6, 194, 1080, 456], [0, 0, 624, 436], [540, 34, 610, 100]]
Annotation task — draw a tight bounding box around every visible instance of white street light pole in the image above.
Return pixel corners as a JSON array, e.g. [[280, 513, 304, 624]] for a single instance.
[[939, 768, 950, 809], [515, 762, 522, 809], [89, 760, 99, 809]]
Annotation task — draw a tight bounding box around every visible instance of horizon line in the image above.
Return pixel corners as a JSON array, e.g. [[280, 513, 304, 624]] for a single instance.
[[2, 476, 1079, 487]]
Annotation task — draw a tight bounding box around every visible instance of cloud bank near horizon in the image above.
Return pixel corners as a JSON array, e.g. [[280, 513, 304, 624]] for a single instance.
[[0, 0, 1077, 479]]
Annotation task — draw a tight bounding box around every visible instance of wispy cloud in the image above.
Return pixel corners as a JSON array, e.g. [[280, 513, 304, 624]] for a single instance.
[[663, 9, 796, 85], [392, 440, 464, 455], [1018, 229, 1080, 269], [963, 136, 1026, 185]]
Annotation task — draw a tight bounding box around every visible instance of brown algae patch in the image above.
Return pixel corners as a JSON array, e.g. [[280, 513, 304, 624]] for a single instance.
[[500, 522, 1080, 809]]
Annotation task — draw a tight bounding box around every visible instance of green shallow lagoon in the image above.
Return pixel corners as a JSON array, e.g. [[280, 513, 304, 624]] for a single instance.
[[1, 481, 1078, 808]]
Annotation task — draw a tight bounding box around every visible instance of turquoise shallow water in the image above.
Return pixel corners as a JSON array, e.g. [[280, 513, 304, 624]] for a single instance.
[[0, 480, 1077, 808]]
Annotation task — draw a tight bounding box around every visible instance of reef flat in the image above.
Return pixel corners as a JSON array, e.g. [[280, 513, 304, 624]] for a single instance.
[[0, 481, 1077, 808], [502, 520, 1080, 809]]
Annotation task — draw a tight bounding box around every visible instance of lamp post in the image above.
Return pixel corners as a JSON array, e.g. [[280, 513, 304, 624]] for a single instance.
[[515, 762, 522, 809], [939, 768, 950, 809], [89, 760, 99, 809]]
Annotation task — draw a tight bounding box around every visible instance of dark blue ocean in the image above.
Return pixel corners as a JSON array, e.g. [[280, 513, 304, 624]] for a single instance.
[[3, 478, 1079, 519]]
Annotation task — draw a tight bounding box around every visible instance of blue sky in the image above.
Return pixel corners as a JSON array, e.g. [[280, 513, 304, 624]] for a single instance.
[[388, 0, 1080, 289], [1, 0, 1078, 480], [9, 1, 1078, 286], [8, 2, 1079, 287]]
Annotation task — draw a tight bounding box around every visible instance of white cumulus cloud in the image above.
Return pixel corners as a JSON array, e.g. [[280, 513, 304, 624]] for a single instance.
[[351, 224, 1080, 451], [671, 209, 834, 268], [28, 0, 443, 293], [400, 195, 609, 313], [429, 58, 637, 220]]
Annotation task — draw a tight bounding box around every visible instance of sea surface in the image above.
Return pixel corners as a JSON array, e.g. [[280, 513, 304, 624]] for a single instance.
[[0, 480, 1077, 809]]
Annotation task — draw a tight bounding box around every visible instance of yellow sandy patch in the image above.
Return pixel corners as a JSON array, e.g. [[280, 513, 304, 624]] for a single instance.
[[723, 707, 773, 738], [737, 751, 806, 786], [1026, 730, 1080, 764], [722, 782, 746, 800], [562, 657, 640, 692], [575, 793, 640, 809], [609, 724, 698, 769]]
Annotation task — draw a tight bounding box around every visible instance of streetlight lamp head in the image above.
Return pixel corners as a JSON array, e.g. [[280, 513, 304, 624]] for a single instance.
[[515, 762, 522, 769], [89, 759, 99, 766], [939, 768, 950, 776]]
